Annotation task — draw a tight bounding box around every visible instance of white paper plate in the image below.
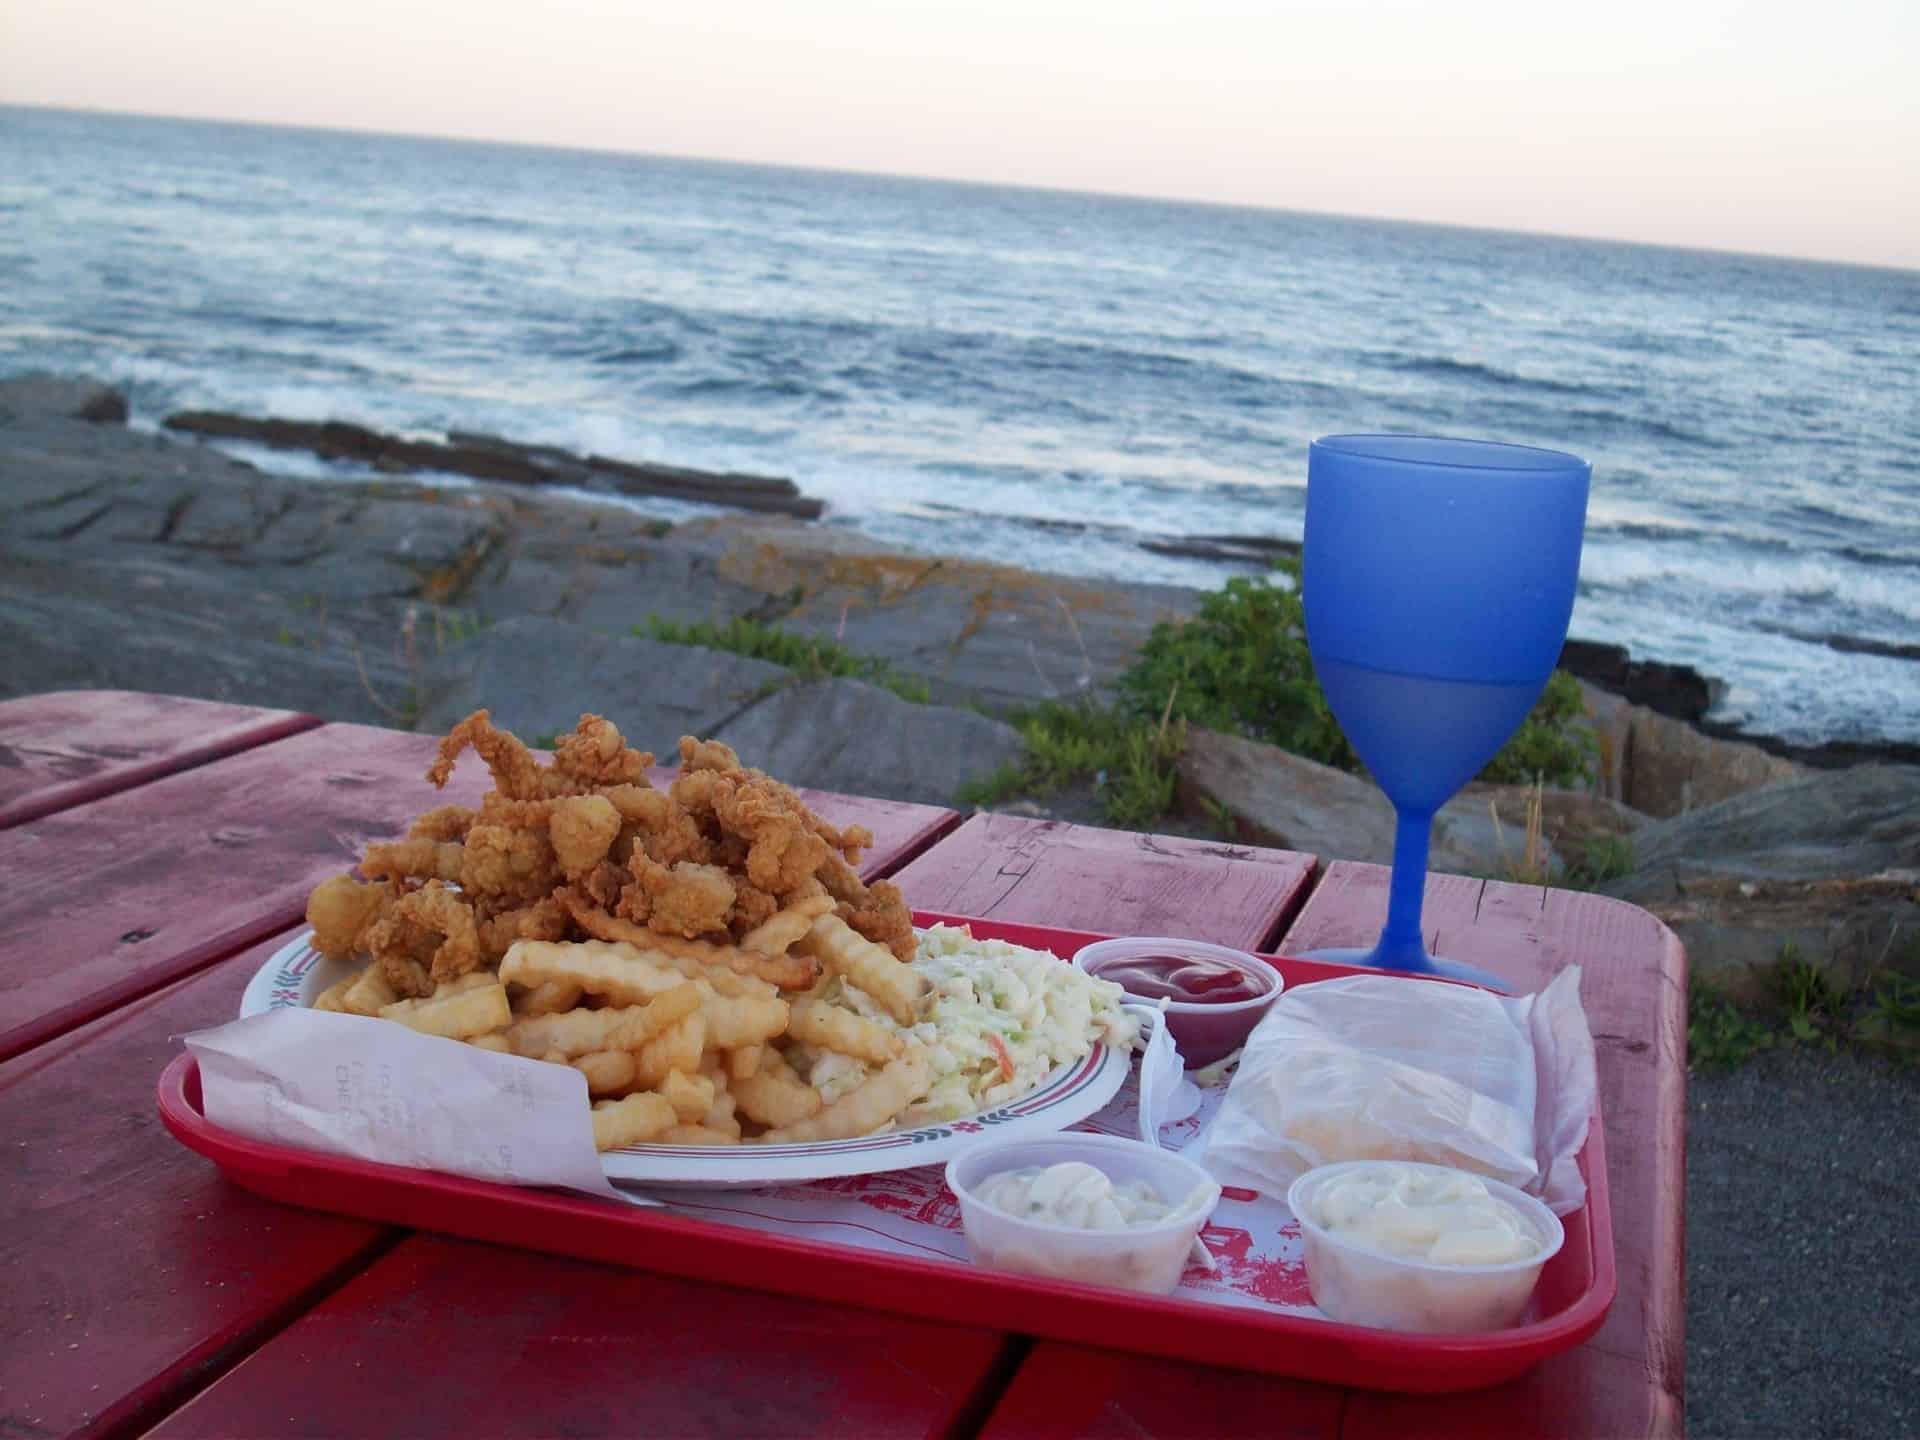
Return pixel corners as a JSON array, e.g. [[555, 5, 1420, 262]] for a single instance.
[[239, 934, 1134, 1188]]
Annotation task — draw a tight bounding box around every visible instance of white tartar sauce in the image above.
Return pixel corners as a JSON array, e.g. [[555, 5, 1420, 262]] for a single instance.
[[1311, 1163, 1540, 1265], [978, 1161, 1185, 1230]]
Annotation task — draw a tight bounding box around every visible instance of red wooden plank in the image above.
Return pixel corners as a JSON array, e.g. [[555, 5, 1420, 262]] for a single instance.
[[144, 1234, 1013, 1440], [0, 931, 392, 1440], [0, 690, 321, 828], [0, 722, 494, 1063], [980, 1344, 1345, 1439], [886, 812, 1317, 950]]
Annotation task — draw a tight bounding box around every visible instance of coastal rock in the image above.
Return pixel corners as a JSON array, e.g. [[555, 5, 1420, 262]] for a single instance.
[[713, 678, 1027, 808], [1174, 726, 1643, 876], [415, 619, 1027, 805], [1623, 706, 1805, 818], [0, 373, 128, 425], [414, 617, 791, 749], [0, 542, 418, 724], [1604, 765, 1920, 996], [670, 515, 1201, 710], [1559, 638, 1720, 723], [162, 408, 825, 518]]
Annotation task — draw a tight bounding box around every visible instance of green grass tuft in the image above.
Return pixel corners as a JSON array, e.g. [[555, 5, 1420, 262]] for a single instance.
[[638, 614, 930, 705]]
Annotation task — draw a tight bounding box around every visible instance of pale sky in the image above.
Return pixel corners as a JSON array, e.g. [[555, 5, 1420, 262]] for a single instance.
[[3, 0, 1916, 269]]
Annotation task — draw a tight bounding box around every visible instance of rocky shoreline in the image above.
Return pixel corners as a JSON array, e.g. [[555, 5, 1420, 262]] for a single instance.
[[4, 373, 1915, 996]]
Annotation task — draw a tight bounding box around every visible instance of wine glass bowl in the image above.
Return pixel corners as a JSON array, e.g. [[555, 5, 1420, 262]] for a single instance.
[[1302, 435, 1590, 981]]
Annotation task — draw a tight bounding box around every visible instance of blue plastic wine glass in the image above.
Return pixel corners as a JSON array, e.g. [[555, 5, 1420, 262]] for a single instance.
[[1301, 435, 1590, 986]]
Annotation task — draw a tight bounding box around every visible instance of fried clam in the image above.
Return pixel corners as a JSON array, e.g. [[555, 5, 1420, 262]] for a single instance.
[[550, 715, 653, 791], [549, 793, 622, 877], [305, 874, 397, 962], [627, 853, 737, 940]]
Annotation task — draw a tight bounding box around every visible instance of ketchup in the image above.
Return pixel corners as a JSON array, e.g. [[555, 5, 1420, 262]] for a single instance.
[[1093, 952, 1267, 1005]]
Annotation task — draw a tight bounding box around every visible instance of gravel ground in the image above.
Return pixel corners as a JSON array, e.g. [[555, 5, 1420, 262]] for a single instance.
[[1686, 1047, 1920, 1438]]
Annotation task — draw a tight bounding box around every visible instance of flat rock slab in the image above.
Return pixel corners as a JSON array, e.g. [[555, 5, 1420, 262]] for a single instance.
[[418, 619, 1026, 807], [1606, 764, 1920, 995], [415, 617, 789, 752], [0, 371, 127, 424], [712, 677, 1026, 808], [674, 516, 1202, 709]]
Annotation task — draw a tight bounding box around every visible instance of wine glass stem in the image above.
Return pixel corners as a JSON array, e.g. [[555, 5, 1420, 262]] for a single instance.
[[1377, 807, 1434, 968]]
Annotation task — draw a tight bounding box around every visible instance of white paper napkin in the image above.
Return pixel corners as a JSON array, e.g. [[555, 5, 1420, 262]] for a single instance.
[[183, 1009, 658, 1205], [1126, 1004, 1203, 1145]]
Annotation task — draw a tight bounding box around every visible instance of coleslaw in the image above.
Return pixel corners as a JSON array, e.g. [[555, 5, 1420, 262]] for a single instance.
[[795, 923, 1140, 1125]]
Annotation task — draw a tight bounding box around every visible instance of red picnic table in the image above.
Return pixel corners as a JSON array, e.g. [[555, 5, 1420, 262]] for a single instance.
[[0, 691, 1685, 1439]]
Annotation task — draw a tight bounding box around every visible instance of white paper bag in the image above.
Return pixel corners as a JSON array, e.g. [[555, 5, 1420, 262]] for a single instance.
[[1192, 967, 1597, 1215]]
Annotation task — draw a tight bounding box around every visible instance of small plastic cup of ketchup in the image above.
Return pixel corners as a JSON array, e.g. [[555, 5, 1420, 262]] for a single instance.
[[1072, 936, 1283, 1068]]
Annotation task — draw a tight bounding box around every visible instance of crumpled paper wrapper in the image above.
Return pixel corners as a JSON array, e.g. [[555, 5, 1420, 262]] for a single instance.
[[1192, 966, 1598, 1215], [184, 1009, 656, 1205]]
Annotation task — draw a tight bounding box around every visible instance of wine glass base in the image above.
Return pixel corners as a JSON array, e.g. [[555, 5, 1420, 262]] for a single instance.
[[1297, 946, 1513, 994]]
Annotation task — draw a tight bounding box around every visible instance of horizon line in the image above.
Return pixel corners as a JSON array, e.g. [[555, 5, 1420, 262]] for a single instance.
[[9, 99, 1918, 278]]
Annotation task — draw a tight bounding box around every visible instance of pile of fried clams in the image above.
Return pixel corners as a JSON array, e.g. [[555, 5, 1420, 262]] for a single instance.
[[306, 710, 915, 999]]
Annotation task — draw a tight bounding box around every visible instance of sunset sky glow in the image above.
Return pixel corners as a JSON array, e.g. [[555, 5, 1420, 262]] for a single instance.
[[3, 0, 1915, 268]]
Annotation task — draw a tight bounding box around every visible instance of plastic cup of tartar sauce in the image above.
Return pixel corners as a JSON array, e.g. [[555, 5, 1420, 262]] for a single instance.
[[945, 1133, 1222, 1295], [1287, 1159, 1565, 1333]]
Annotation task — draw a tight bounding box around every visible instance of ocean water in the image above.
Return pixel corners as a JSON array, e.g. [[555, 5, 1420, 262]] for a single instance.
[[3, 106, 1916, 747]]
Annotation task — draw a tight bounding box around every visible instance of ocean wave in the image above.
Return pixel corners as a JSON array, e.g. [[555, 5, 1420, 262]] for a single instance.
[[1579, 542, 1920, 624], [593, 342, 682, 366], [1371, 352, 1613, 399]]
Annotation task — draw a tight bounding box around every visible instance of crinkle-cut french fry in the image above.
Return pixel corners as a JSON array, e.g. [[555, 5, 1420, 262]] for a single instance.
[[432, 972, 500, 997], [641, 948, 779, 1000], [703, 1085, 741, 1138], [787, 998, 905, 1066], [732, 1049, 824, 1128], [572, 1049, 638, 1096], [699, 992, 788, 1050], [729, 1044, 764, 1081], [656, 1123, 735, 1146], [760, 1046, 931, 1144], [591, 1092, 676, 1151], [511, 979, 584, 1017], [467, 1033, 512, 1053], [342, 964, 400, 1017], [501, 939, 685, 1006], [738, 894, 835, 955], [503, 983, 701, 1059], [660, 1069, 717, 1123], [558, 892, 818, 991], [312, 973, 357, 1013], [633, 1012, 708, 1090], [800, 914, 928, 1026], [379, 982, 512, 1040], [540, 1048, 569, 1065]]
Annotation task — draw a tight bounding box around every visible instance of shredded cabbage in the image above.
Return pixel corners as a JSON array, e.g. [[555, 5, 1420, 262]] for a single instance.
[[793, 923, 1138, 1124]]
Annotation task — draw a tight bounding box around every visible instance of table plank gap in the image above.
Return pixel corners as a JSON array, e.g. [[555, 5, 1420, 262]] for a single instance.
[[0, 690, 322, 829], [978, 1342, 1346, 1439], [940, 1335, 1034, 1440], [95, 1229, 407, 1440], [0, 900, 305, 1065], [890, 812, 1316, 950]]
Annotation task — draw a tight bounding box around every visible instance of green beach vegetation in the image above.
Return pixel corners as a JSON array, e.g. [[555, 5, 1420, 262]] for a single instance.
[[963, 557, 1594, 827], [1689, 946, 1920, 1071], [638, 614, 932, 704]]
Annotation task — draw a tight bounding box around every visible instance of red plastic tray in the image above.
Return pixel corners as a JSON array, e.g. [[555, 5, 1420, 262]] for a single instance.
[[157, 913, 1616, 1394]]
